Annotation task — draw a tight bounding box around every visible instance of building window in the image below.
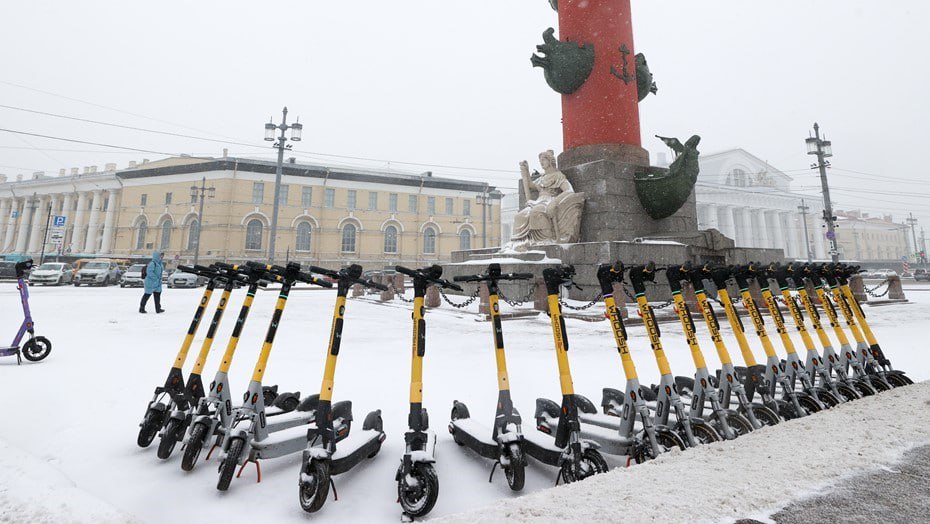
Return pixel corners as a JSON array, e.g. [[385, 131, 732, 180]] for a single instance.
[[347, 190, 357, 210], [427, 197, 436, 215], [140, 194, 147, 207], [408, 195, 418, 213], [296, 221, 312, 252], [187, 220, 200, 251], [389, 193, 398, 213], [245, 219, 263, 250], [341, 223, 357, 253], [446, 198, 454, 215], [301, 186, 313, 208], [160, 220, 172, 250], [728, 169, 747, 188], [277, 184, 289, 206], [423, 226, 437, 254], [191, 192, 197, 204], [384, 225, 398, 253], [252, 182, 264, 204], [369, 191, 378, 211], [165, 192, 173, 205], [325, 188, 335, 208], [463, 199, 470, 216], [135, 219, 147, 250], [459, 229, 472, 250]]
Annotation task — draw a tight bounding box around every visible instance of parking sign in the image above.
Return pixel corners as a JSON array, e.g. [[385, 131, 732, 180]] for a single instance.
[[53, 215, 66, 227]]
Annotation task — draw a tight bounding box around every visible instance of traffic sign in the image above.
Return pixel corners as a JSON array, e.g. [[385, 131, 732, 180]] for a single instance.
[[53, 215, 66, 227], [825, 231, 836, 241], [10, 210, 18, 219]]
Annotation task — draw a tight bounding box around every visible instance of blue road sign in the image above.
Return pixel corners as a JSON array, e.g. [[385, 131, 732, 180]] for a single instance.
[[53, 215, 66, 227], [10, 211, 18, 219], [825, 231, 836, 241]]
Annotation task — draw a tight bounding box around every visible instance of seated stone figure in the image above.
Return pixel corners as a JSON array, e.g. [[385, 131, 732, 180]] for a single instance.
[[506, 150, 585, 250]]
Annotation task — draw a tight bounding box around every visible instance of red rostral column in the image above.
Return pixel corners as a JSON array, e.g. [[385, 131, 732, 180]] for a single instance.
[[559, 0, 641, 152]]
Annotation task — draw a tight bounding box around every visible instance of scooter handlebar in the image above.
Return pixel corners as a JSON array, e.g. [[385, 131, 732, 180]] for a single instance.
[[452, 272, 534, 282], [395, 265, 462, 291]]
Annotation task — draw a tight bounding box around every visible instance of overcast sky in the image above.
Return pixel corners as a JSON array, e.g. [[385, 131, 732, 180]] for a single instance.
[[1, 1, 929, 238]]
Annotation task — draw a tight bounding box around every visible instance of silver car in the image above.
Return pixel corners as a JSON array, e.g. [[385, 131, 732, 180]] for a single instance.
[[120, 264, 147, 288], [74, 260, 121, 287], [167, 271, 207, 288], [29, 262, 75, 286]]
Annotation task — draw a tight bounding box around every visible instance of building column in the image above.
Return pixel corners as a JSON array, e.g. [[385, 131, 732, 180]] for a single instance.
[[15, 197, 34, 253], [814, 226, 827, 260], [719, 205, 737, 241], [2, 199, 20, 252], [705, 203, 720, 231], [752, 209, 770, 249], [41, 195, 61, 254], [83, 190, 102, 254], [71, 192, 88, 254], [0, 198, 10, 251], [100, 190, 118, 254], [768, 211, 785, 255], [27, 195, 48, 254], [783, 212, 799, 259], [60, 193, 74, 250], [738, 207, 753, 247]]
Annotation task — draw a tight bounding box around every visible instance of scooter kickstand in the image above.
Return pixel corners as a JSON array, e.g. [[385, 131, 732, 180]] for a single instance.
[[205, 444, 218, 461], [487, 461, 500, 483], [235, 459, 261, 483], [329, 477, 339, 501]]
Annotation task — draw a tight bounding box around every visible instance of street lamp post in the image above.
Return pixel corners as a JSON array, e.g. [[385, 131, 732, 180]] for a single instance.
[[264, 107, 302, 263], [798, 199, 813, 262], [189, 176, 216, 266], [806, 123, 839, 263], [906, 213, 919, 261]]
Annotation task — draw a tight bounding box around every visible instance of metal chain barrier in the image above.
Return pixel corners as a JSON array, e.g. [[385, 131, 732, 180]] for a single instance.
[[499, 282, 538, 308], [440, 287, 481, 309], [864, 279, 891, 298], [651, 298, 675, 310], [559, 293, 603, 311], [388, 284, 414, 304]]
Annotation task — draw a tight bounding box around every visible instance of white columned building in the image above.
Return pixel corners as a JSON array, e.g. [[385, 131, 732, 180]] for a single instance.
[[100, 189, 119, 254], [72, 192, 88, 254], [695, 149, 826, 259], [0, 198, 10, 249], [14, 197, 33, 253], [83, 190, 102, 254], [2, 199, 20, 252]]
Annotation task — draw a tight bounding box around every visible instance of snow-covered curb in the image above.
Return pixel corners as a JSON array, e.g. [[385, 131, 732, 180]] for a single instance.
[[436, 381, 930, 524], [0, 437, 140, 524]]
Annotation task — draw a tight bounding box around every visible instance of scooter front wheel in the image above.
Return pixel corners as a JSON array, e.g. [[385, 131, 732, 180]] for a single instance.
[[22, 336, 51, 362], [852, 380, 878, 397], [398, 463, 439, 518], [812, 388, 842, 409], [679, 421, 720, 446], [887, 372, 912, 388], [181, 422, 208, 471], [713, 410, 754, 439], [137, 409, 162, 448], [635, 427, 687, 463], [217, 438, 244, 491], [299, 459, 331, 513], [504, 443, 525, 492], [835, 383, 863, 402], [740, 403, 781, 427], [157, 419, 183, 460], [559, 449, 609, 483]]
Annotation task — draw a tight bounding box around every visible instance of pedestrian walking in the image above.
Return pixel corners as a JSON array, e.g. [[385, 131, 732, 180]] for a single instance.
[[140, 250, 165, 314]]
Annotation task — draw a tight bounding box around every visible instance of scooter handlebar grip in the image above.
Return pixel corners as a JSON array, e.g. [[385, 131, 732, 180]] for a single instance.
[[364, 279, 389, 291], [308, 265, 340, 279], [442, 280, 463, 292], [395, 266, 417, 277], [508, 273, 535, 280], [452, 274, 482, 282], [311, 277, 333, 288]]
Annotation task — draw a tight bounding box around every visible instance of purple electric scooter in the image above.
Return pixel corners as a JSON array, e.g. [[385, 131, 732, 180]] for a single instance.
[[1, 259, 52, 364]]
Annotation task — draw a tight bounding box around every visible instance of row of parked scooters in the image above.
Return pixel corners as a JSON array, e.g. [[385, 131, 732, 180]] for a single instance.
[[135, 259, 910, 520]]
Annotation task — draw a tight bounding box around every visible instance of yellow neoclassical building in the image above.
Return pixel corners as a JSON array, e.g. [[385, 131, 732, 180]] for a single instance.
[[0, 156, 503, 269]]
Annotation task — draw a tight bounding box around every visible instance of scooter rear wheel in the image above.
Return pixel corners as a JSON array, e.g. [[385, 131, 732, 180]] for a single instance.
[[22, 336, 51, 362], [217, 438, 244, 491], [504, 443, 525, 492], [157, 419, 182, 460], [181, 422, 208, 471], [398, 463, 439, 518], [299, 459, 331, 513], [137, 409, 162, 448]]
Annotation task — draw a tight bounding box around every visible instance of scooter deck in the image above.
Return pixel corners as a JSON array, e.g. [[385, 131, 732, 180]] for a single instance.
[[330, 429, 385, 476], [522, 429, 565, 466], [577, 412, 645, 433], [449, 418, 499, 460], [263, 410, 316, 434], [536, 413, 636, 457], [252, 422, 317, 460]]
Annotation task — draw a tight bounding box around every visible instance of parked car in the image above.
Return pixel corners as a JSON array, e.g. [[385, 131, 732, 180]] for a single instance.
[[28, 262, 75, 285], [120, 264, 147, 288], [875, 268, 899, 279], [74, 260, 121, 286], [167, 271, 208, 288], [915, 269, 929, 282], [162, 268, 175, 284], [0, 261, 17, 280]]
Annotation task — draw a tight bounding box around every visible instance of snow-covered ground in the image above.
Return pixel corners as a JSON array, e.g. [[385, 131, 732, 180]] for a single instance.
[[1, 281, 928, 523]]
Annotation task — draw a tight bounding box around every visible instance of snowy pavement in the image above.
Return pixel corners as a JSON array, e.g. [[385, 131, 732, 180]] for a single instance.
[[0, 281, 928, 523]]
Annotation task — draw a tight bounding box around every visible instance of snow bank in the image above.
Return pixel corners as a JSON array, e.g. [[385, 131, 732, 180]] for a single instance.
[[0, 437, 139, 523], [437, 381, 930, 524]]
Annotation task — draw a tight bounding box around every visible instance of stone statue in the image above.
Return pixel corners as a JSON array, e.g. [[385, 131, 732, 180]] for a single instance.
[[634, 135, 701, 219], [506, 150, 585, 250], [635, 53, 658, 102]]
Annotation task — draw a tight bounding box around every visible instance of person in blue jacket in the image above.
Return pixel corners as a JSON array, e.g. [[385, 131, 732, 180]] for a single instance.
[[140, 250, 165, 314]]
